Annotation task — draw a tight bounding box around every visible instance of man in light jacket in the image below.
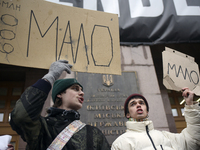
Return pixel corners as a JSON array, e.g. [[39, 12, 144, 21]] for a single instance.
[[111, 88, 200, 150]]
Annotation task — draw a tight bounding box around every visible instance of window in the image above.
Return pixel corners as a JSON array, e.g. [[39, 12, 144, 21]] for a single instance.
[[168, 90, 185, 133], [0, 113, 4, 122], [0, 82, 24, 150], [0, 83, 23, 124], [171, 109, 178, 117], [0, 100, 6, 108], [0, 88, 7, 96], [168, 90, 200, 133]]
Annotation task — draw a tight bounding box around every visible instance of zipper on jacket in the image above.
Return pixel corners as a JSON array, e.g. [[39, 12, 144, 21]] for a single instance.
[[146, 125, 157, 150]]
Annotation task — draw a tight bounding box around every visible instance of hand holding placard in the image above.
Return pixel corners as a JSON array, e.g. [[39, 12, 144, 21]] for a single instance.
[[162, 47, 200, 96]]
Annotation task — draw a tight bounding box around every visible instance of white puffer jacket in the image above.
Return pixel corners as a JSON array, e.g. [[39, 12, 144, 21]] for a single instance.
[[111, 103, 200, 150]]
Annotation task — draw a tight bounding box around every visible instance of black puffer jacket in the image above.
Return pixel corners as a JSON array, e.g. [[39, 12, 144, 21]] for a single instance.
[[10, 79, 110, 150]]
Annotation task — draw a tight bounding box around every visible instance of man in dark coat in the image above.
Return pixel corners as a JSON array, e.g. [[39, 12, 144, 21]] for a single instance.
[[10, 60, 110, 150]]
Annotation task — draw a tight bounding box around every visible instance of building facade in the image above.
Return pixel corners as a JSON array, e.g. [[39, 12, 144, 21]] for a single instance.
[[1, 44, 199, 149]]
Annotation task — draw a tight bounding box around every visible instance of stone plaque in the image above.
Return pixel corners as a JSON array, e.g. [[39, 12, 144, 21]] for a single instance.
[[76, 72, 139, 144]]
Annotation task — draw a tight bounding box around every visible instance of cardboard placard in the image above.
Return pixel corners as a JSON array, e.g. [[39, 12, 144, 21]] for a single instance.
[[162, 47, 200, 95], [0, 0, 121, 75]]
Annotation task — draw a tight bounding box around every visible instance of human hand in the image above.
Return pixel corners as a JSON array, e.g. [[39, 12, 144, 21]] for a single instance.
[[7, 144, 14, 150], [182, 87, 194, 105], [42, 60, 72, 85]]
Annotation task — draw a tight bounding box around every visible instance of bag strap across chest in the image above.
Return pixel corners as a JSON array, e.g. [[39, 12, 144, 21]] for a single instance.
[[47, 120, 86, 150]]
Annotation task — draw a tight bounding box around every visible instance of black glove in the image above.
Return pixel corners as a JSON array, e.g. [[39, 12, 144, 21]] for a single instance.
[[42, 60, 72, 85]]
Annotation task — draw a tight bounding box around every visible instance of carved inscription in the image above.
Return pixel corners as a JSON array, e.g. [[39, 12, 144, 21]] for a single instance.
[[77, 72, 139, 144]]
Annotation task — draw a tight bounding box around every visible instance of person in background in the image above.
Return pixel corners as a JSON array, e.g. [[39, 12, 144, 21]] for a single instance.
[[10, 60, 110, 150], [111, 88, 200, 150]]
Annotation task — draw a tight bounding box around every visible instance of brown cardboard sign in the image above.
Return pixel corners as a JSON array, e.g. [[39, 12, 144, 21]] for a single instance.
[[0, 0, 121, 75], [162, 47, 200, 95]]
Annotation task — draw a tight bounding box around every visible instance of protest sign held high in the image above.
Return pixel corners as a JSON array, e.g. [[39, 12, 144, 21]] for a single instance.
[[0, 0, 121, 75], [163, 47, 200, 96]]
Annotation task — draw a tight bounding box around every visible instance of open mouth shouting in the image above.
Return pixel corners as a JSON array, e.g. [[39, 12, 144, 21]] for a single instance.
[[78, 97, 84, 104], [137, 108, 143, 114]]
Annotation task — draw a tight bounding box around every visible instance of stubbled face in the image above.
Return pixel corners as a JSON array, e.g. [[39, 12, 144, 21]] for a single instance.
[[126, 98, 148, 120], [57, 84, 84, 111]]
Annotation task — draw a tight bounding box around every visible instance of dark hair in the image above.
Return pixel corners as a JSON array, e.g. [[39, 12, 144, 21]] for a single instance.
[[124, 94, 149, 118], [46, 92, 64, 114], [52, 90, 66, 108], [126, 96, 143, 113], [52, 97, 63, 108]]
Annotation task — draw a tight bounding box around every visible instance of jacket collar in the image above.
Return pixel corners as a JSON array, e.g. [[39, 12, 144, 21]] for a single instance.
[[47, 107, 80, 120], [126, 120, 154, 132]]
